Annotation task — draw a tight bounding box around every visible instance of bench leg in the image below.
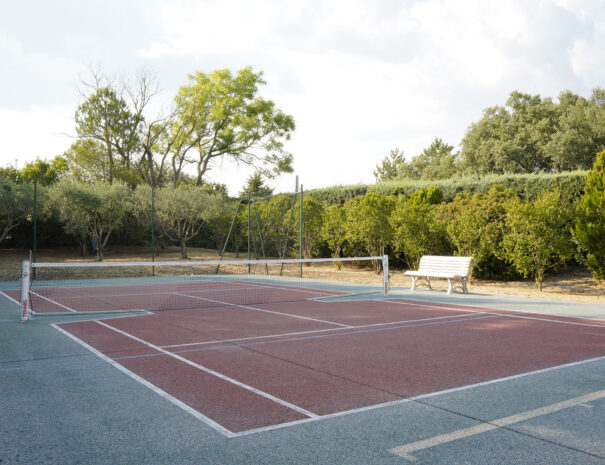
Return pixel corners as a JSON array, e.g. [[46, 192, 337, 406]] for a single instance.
[[447, 279, 453, 294], [462, 277, 468, 293], [426, 277, 432, 290], [411, 276, 417, 291]]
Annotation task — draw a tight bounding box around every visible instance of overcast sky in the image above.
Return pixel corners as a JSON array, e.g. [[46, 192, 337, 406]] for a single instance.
[[1, 0, 604, 195]]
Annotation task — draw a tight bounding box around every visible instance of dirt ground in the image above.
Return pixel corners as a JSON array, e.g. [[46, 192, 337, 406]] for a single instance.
[[2, 246, 605, 304]]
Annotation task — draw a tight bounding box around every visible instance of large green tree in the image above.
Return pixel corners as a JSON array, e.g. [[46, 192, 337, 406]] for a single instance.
[[346, 192, 395, 270], [575, 149, 605, 280], [441, 186, 516, 281], [390, 187, 449, 269], [501, 189, 574, 290], [176, 67, 295, 186]]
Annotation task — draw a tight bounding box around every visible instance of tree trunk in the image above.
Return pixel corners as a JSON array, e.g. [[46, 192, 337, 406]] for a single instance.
[[180, 237, 188, 259]]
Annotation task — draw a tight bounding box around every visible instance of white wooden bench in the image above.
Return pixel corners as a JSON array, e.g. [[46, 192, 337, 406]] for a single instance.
[[404, 256, 473, 294]]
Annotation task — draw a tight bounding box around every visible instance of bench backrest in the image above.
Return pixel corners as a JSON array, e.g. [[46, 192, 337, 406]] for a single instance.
[[417, 255, 472, 275]]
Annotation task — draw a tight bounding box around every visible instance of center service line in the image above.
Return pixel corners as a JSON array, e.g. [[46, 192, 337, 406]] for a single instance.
[[389, 389, 605, 461]]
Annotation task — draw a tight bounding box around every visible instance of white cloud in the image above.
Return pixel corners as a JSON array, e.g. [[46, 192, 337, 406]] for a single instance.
[[1, 0, 604, 195]]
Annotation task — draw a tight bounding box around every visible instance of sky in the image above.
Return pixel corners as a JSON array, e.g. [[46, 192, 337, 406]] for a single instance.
[[1, 0, 604, 196]]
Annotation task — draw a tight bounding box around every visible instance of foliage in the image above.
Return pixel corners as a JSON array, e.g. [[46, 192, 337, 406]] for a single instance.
[[500, 189, 574, 290], [307, 171, 587, 205], [374, 148, 407, 181], [75, 85, 143, 185], [374, 139, 459, 182], [135, 185, 225, 259], [49, 179, 131, 260], [439, 186, 517, 280], [461, 89, 605, 174], [254, 194, 295, 257], [320, 204, 349, 259], [20, 156, 69, 185], [390, 194, 450, 269], [346, 192, 396, 269], [176, 67, 295, 186], [289, 197, 324, 259], [575, 149, 605, 280], [0, 179, 35, 244], [239, 171, 274, 198]]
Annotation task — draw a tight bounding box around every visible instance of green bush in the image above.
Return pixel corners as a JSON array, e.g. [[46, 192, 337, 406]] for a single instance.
[[576, 149, 605, 280]]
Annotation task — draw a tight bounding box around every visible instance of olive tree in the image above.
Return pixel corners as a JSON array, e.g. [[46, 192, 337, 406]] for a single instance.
[[50, 179, 131, 260], [135, 185, 225, 259]]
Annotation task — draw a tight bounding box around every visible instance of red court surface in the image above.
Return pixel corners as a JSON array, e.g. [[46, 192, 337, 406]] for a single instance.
[[52, 295, 605, 437]]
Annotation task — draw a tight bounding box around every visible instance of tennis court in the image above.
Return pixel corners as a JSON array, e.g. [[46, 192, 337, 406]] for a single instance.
[[2, 257, 605, 463], [5, 259, 604, 437]]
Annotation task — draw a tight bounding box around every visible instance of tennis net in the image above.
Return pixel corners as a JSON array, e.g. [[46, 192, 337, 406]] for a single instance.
[[19, 256, 389, 319]]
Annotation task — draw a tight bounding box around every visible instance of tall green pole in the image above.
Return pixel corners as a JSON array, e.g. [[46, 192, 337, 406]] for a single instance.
[[299, 184, 303, 277], [32, 181, 37, 278], [247, 192, 251, 274], [151, 187, 155, 276]]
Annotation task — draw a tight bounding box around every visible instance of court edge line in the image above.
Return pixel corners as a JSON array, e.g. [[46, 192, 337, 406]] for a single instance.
[[50, 323, 236, 438], [389, 388, 605, 461], [30, 291, 78, 313], [231, 354, 605, 437], [0, 290, 20, 306], [173, 292, 351, 328], [94, 319, 318, 419], [33, 286, 278, 300], [384, 300, 605, 328], [160, 312, 489, 349]]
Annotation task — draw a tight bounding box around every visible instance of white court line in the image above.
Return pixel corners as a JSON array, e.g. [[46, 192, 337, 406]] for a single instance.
[[173, 292, 351, 328], [0, 290, 20, 306], [384, 299, 605, 329], [94, 320, 318, 419], [160, 313, 487, 349], [389, 388, 605, 461], [35, 286, 266, 300], [51, 323, 236, 438], [233, 354, 605, 437], [227, 280, 339, 297], [30, 291, 77, 313]]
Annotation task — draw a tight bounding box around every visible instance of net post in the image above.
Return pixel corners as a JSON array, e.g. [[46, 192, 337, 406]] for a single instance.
[[299, 184, 303, 278], [382, 254, 389, 295], [20, 260, 32, 321], [32, 181, 37, 279], [247, 193, 251, 274]]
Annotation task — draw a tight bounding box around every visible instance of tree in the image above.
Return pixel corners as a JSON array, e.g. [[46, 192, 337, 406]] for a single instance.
[[321, 204, 349, 259], [135, 185, 225, 259], [254, 194, 294, 257], [346, 192, 395, 270], [176, 67, 295, 186], [374, 148, 408, 181], [547, 89, 605, 171], [441, 186, 516, 281], [411, 138, 459, 180], [390, 188, 449, 269], [49, 179, 131, 260], [0, 179, 34, 244], [289, 197, 324, 260], [501, 189, 574, 290], [75, 82, 142, 184], [576, 149, 605, 280], [239, 171, 274, 198], [461, 92, 558, 174], [63, 139, 115, 182], [20, 156, 69, 185]]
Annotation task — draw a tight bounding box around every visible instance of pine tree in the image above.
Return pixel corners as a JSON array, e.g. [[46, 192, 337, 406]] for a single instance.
[[576, 149, 605, 280]]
